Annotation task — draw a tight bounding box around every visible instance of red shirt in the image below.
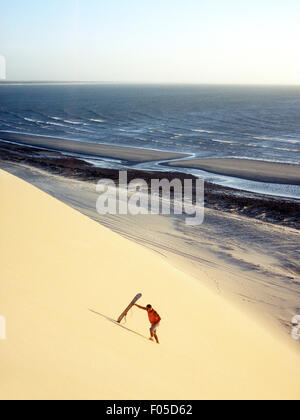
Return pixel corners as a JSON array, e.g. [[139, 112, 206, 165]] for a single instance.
[[148, 309, 161, 325]]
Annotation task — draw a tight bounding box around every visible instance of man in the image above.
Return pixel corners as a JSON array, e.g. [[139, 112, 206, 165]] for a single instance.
[[135, 304, 161, 344]]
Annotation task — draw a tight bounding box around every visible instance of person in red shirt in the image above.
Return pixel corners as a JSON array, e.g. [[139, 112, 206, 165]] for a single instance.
[[135, 304, 161, 344]]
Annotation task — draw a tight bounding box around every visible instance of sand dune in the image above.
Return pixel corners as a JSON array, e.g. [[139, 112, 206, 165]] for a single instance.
[[166, 158, 300, 185], [0, 169, 300, 400]]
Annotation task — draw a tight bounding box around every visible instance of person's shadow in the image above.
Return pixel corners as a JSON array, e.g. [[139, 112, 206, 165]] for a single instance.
[[89, 309, 149, 341]]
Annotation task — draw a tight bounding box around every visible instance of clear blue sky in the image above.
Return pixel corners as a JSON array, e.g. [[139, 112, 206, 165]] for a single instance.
[[1, 0, 300, 83]]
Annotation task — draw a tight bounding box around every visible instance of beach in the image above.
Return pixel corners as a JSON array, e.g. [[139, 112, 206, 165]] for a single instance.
[[2, 0, 300, 403], [1, 84, 300, 401], [0, 131, 188, 164], [1, 145, 300, 334], [166, 158, 300, 185], [1, 169, 300, 400]]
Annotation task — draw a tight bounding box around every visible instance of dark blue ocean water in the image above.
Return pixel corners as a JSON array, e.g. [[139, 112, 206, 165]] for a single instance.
[[1, 84, 300, 163], [1, 84, 300, 198]]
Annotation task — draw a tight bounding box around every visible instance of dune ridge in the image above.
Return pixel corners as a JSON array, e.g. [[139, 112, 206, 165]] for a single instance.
[[0, 169, 300, 400]]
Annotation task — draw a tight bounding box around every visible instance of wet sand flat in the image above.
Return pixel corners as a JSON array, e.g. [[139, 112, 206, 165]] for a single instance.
[[166, 158, 300, 185], [0, 131, 188, 163]]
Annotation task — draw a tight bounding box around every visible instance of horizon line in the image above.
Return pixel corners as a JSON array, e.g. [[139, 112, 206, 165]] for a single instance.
[[1, 80, 300, 87]]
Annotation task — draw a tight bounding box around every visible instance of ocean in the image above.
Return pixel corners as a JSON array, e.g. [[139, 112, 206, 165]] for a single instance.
[[1, 84, 300, 196]]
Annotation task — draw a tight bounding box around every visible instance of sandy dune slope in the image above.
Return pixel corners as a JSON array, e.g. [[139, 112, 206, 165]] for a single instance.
[[0, 170, 299, 400]]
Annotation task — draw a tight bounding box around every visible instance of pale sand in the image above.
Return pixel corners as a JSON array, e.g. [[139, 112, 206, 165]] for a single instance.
[[0, 170, 300, 400], [0, 132, 188, 163], [167, 158, 300, 185]]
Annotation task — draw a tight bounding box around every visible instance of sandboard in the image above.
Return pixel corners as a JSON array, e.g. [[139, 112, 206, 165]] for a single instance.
[[117, 293, 142, 323]]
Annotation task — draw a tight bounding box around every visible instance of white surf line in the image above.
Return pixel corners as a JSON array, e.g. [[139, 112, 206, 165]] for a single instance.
[[134, 152, 196, 172]]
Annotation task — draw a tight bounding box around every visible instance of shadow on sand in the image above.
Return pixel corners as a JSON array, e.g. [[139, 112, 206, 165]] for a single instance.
[[89, 309, 149, 341]]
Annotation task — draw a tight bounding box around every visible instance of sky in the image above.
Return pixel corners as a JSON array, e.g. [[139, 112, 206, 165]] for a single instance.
[[1, 0, 300, 84]]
